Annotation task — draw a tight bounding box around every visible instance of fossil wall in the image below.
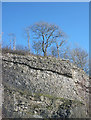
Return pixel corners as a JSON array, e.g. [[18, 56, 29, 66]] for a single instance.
[[2, 53, 89, 118]]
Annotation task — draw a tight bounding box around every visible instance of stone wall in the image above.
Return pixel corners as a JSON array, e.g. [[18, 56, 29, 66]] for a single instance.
[[2, 53, 89, 118]]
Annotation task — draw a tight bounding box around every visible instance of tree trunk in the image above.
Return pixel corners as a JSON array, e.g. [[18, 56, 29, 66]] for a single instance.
[[10, 39, 11, 50], [44, 50, 47, 57], [13, 38, 16, 51], [57, 44, 59, 58], [28, 33, 30, 52], [28, 38, 30, 52]]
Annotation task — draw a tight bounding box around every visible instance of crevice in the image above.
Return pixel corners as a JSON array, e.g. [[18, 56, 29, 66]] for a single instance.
[[2, 59, 72, 78]]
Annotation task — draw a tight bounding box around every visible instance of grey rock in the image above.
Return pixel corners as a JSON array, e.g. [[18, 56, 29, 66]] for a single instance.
[[2, 53, 89, 118]]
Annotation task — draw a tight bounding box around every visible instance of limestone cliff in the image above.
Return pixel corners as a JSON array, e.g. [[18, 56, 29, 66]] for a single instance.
[[2, 53, 89, 118]]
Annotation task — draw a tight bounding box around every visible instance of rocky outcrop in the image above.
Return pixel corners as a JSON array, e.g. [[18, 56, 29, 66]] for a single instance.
[[2, 53, 89, 118]]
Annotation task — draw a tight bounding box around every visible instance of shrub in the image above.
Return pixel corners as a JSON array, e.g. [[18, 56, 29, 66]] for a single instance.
[[2, 46, 30, 56]]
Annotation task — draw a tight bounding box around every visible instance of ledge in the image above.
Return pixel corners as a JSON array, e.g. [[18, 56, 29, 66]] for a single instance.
[[2, 53, 74, 78]]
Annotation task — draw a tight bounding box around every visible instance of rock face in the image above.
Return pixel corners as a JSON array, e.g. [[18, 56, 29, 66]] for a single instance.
[[2, 53, 89, 118]]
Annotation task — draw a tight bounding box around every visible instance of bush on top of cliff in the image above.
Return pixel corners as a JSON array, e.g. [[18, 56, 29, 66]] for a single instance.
[[2, 46, 30, 56]]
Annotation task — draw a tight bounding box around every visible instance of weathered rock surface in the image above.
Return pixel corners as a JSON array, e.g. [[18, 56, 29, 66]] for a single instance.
[[2, 53, 89, 118]]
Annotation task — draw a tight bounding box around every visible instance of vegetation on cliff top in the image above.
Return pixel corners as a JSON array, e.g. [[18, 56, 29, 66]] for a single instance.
[[1, 21, 89, 73]]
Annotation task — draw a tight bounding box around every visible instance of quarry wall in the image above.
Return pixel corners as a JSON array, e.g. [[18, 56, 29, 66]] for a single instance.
[[2, 53, 89, 118]]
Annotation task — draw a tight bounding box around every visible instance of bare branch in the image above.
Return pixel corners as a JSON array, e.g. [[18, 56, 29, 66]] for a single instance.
[[31, 22, 65, 57]]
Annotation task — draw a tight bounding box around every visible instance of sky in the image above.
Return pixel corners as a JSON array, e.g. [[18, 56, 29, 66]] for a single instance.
[[2, 2, 89, 53]]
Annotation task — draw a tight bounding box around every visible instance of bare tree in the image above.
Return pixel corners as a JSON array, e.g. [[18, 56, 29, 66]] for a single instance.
[[55, 39, 66, 58], [8, 33, 16, 50], [59, 45, 71, 59], [50, 46, 58, 57], [70, 47, 89, 72], [25, 26, 31, 52], [50, 42, 70, 59], [0, 32, 3, 49], [31, 22, 65, 57], [89, 58, 91, 76], [32, 41, 42, 55], [8, 33, 12, 49]]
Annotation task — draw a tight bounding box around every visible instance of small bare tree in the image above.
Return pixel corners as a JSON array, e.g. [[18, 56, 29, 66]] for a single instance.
[[8, 33, 16, 50], [50, 46, 58, 57], [59, 45, 71, 59], [0, 32, 3, 49], [32, 41, 42, 55], [70, 47, 89, 72], [50, 43, 70, 59], [25, 26, 31, 52], [31, 22, 65, 57], [54, 39, 66, 58], [8, 33, 12, 49]]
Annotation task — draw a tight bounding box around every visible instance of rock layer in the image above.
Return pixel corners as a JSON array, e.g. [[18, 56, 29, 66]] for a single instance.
[[2, 53, 89, 118]]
